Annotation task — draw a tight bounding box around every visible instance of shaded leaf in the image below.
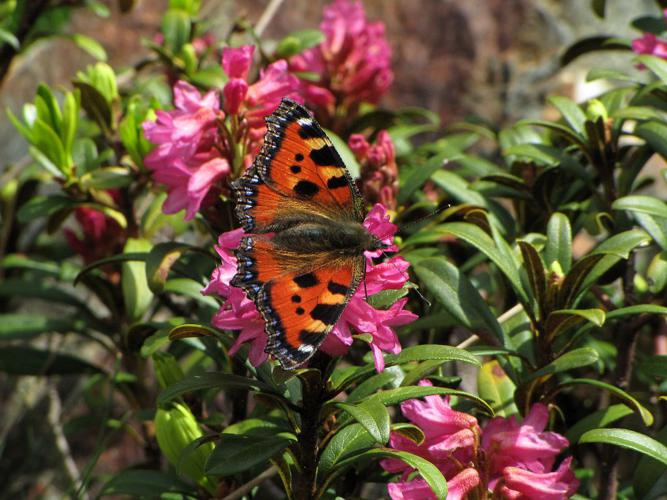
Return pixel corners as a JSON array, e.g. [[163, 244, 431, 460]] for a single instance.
[[158, 373, 274, 405], [336, 400, 390, 444], [0, 346, 102, 375], [579, 428, 667, 467], [206, 433, 297, 476], [565, 404, 633, 443]]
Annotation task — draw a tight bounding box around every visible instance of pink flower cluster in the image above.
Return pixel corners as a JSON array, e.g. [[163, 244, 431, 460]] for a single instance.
[[203, 204, 416, 371], [290, 0, 393, 119], [632, 10, 667, 60], [349, 130, 399, 210], [142, 46, 300, 220], [382, 381, 579, 500]]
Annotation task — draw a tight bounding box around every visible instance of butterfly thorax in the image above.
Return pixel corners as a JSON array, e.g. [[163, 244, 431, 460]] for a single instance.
[[271, 218, 380, 256]]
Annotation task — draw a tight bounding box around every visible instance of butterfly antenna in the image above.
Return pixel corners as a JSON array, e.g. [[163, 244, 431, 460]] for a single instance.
[[379, 250, 431, 308], [396, 202, 452, 232]]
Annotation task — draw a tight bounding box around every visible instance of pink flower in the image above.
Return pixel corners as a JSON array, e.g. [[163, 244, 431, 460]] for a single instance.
[[351, 131, 399, 210], [384, 388, 579, 499], [64, 205, 125, 265], [482, 403, 571, 484], [499, 457, 579, 500], [143, 81, 228, 220], [387, 469, 480, 500], [222, 46, 302, 144], [203, 228, 267, 366], [205, 204, 416, 370], [290, 0, 393, 121], [632, 10, 667, 61]]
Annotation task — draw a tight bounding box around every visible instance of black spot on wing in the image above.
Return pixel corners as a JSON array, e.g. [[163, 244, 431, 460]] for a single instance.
[[291, 294, 302, 303], [296, 307, 305, 315], [327, 281, 348, 295], [294, 272, 319, 288], [293, 180, 320, 198], [327, 175, 348, 189], [311, 303, 344, 325], [295, 153, 304, 161], [310, 145, 340, 167], [290, 165, 301, 174]]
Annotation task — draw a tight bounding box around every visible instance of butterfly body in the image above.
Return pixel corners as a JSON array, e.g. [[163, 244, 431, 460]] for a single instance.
[[231, 99, 381, 369]]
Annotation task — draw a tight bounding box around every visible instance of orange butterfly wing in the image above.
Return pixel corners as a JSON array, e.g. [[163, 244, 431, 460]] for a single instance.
[[231, 99, 366, 369], [234, 99, 364, 233]]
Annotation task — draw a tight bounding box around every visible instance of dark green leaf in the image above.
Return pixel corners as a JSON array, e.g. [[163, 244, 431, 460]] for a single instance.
[[613, 195, 667, 219], [545, 309, 605, 339], [336, 399, 390, 444], [363, 386, 493, 414], [0, 346, 103, 375], [636, 55, 667, 85], [548, 96, 587, 135], [526, 347, 599, 382], [122, 238, 154, 321], [640, 355, 667, 379], [545, 212, 572, 273], [161, 9, 191, 53], [557, 378, 652, 426], [0, 313, 84, 339], [100, 469, 197, 497], [205, 433, 296, 476], [389, 344, 481, 366], [519, 241, 546, 312], [158, 373, 274, 405], [635, 120, 667, 161], [317, 424, 376, 479], [633, 424, 667, 499], [145, 242, 192, 293], [398, 152, 450, 204], [413, 258, 506, 347], [560, 36, 631, 66], [80, 166, 132, 189], [565, 404, 633, 443], [591, 0, 606, 17]]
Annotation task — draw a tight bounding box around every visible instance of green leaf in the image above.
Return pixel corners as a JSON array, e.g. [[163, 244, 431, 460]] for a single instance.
[[17, 195, 72, 223], [517, 119, 588, 150], [548, 96, 587, 135], [80, 166, 132, 189], [579, 428, 667, 467], [545, 212, 573, 273], [647, 251, 667, 293], [613, 195, 667, 219], [122, 238, 154, 321], [519, 241, 546, 313], [416, 222, 529, 306], [0, 346, 102, 375], [0, 313, 83, 339], [398, 152, 451, 205], [592, 228, 652, 258], [413, 258, 506, 347], [636, 55, 667, 85], [363, 386, 493, 415], [526, 347, 599, 382], [145, 242, 191, 293], [635, 120, 667, 161], [163, 279, 218, 308], [347, 369, 402, 403], [366, 286, 411, 309], [336, 399, 390, 444], [161, 9, 191, 53], [388, 344, 481, 367], [640, 355, 667, 379], [275, 29, 324, 57], [69, 33, 107, 60], [477, 360, 518, 417], [556, 378, 653, 426], [100, 469, 197, 497], [324, 128, 361, 178], [565, 404, 633, 443], [332, 448, 447, 499], [74, 252, 148, 285], [158, 373, 274, 405], [31, 118, 68, 171], [591, 0, 606, 17], [633, 424, 667, 499], [205, 433, 296, 476], [61, 91, 79, 159], [317, 424, 376, 480], [73, 81, 112, 133], [0, 28, 19, 50], [544, 308, 605, 339]]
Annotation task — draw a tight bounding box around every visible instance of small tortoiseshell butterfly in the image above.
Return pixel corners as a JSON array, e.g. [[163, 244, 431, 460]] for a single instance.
[[231, 99, 386, 369]]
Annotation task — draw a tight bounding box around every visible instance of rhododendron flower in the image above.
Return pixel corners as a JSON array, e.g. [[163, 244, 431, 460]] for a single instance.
[[64, 205, 126, 265], [383, 385, 579, 499], [350, 130, 399, 210], [143, 81, 228, 220], [202, 228, 267, 366], [222, 45, 303, 148], [387, 469, 480, 500], [632, 10, 667, 61], [290, 0, 393, 121], [204, 204, 416, 371]]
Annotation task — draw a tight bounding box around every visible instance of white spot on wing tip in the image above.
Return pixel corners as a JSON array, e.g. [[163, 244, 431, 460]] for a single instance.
[[297, 118, 313, 127], [298, 344, 315, 353]]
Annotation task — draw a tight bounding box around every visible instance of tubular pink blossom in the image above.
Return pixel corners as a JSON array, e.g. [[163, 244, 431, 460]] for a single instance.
[[499, 457, 580, 500], [222, 45, 254, 80]]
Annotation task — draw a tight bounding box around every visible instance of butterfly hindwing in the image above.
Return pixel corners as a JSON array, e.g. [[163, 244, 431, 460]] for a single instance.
[[233, 99, 364, 233], [232, 236, 364, 369]]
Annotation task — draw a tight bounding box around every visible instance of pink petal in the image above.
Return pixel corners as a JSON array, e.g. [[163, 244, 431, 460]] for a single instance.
[[222, 45, 255, 80]]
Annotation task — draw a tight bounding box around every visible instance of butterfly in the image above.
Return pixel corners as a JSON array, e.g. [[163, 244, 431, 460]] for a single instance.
[[231, 98, 386, 369]]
